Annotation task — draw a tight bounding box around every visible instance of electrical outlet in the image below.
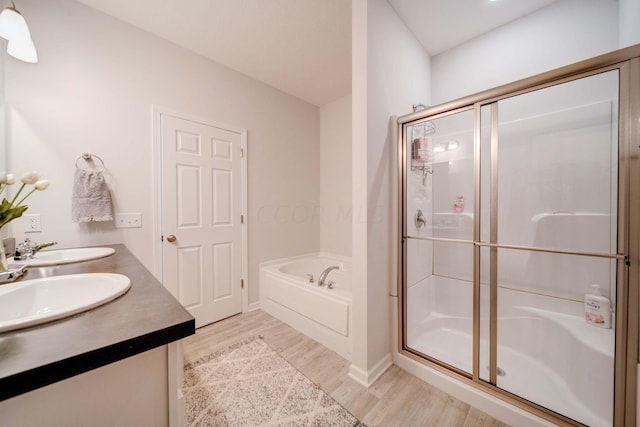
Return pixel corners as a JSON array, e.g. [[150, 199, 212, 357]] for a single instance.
[[24, 214, 42, 233], [115, 213, 142, 228]]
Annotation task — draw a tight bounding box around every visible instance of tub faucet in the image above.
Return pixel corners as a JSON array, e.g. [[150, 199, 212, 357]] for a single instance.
[[318, 265, 340, 287]]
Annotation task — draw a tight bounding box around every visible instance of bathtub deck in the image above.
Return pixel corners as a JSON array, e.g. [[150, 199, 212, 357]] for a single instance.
[[183, 309, 509, 427]]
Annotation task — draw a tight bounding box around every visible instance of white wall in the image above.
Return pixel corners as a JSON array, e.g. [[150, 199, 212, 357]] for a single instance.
[[4, 0, 320, 305], [619, 0, 640, 48], [431, 0, 620, 104], [350, 0, 430, 384], [320, 95, 351, 256]]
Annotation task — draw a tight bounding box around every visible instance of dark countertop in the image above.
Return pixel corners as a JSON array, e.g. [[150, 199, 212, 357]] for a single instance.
[[0, 244, 195, 401]]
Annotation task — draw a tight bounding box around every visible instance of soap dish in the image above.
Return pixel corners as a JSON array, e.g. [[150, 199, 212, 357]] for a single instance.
[[0, 263, 27, 284]]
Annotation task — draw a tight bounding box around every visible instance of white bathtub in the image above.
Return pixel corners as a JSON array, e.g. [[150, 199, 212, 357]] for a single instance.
[[407, 275, 614, 427], [259, 253, 352, 360]]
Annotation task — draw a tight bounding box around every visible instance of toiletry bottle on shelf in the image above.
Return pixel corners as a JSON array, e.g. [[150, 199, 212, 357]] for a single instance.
[[454, 196, 464, 213], [412, 137, 430, 166], [584, 284, 611, 328]]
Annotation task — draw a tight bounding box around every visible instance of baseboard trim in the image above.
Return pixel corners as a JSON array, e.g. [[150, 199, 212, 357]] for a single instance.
[[348, 353, 393, 387], [247, 301, 261, 312]]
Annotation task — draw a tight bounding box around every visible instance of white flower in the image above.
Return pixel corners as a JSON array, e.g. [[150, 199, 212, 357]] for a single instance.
[[0, 170, 49, 231], [21, 171, 40, 185], [34, 179, 50, 190], [21, 171, 39, 185]]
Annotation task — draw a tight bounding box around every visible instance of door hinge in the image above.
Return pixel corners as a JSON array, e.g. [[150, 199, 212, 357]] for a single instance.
[[241, 279, 244, 289], [241, 215, 244, 224], [240, 148, 244, 158]]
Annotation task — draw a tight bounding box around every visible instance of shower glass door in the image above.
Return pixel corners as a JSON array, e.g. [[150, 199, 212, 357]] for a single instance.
[[479, 70, 620, 427], [404, 108, 475, 374], [401, 59, 632, 426]]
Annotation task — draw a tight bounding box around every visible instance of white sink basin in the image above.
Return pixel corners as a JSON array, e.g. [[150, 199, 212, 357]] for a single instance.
[[24, 247, 115, 267], [0, 273, 131, 333]]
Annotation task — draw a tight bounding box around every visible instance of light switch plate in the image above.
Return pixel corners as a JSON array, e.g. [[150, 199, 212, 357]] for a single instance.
[[115, 213, 142, 228]]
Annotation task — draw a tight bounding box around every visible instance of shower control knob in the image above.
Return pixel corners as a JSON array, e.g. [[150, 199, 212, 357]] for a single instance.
[[415, 209, 427, 229], [166, 235, 177, 243]]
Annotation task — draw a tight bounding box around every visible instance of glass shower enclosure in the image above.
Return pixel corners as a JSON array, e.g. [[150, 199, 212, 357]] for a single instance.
[[400, 51, 639, 427]]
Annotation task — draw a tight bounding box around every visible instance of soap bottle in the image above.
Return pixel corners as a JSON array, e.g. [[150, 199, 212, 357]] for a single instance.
[[454, 196, 464, 213], [584, 284, 611, 328]]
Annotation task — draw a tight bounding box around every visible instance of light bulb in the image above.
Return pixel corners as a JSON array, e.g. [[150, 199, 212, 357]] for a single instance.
[[7, 37, 37, 63], [0, 6, 30, 42]]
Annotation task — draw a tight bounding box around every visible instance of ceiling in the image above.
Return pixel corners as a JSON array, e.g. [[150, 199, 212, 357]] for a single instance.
[[75, 0, 352, 107], [388, 0, 558, 56], [75, 0, 561, 106]]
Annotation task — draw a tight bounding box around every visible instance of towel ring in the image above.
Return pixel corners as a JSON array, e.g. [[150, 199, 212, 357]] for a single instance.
[[75, 153, 105, 172]]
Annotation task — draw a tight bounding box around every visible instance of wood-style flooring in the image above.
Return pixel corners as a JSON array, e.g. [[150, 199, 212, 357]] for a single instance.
[[182, 309, 510, 427]]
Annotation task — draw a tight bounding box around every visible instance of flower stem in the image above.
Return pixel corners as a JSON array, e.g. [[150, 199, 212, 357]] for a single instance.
[[15, 188, 36, 207], [9, 183, 26, 206]]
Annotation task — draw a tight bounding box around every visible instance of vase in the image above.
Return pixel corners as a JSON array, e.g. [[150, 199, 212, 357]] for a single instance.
[[0, 241, 7, 273]]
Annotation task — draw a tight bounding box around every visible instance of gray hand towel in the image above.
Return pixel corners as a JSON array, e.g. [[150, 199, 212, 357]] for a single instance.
[[72, 168, 113, 222]]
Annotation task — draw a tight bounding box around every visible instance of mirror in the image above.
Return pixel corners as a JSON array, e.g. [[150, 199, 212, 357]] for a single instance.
[[0, 46, 5, 174], [0, 47, 5, 241]]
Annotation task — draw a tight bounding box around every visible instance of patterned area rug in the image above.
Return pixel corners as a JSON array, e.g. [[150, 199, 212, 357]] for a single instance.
[[183, 336, 365, 426]]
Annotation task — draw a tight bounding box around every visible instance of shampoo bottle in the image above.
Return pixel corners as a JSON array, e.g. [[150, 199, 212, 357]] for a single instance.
[[584, 284, 611, 328]]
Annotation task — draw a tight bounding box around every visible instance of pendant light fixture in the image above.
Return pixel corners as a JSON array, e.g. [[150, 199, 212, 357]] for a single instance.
[[0, 0, 37, 63]]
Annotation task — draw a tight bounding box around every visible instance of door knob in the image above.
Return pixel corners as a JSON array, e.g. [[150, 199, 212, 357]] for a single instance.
[[166, 235, 177, 243]]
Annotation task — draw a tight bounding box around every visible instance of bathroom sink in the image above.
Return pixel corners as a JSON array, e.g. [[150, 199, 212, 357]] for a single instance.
[[0, 273, 131, 333], [23, 247, 115, 267]]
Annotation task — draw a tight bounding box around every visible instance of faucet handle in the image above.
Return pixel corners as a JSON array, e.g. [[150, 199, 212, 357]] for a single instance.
[[306, 274, 314, 283], [17, 238, 34, 250], [15, 238, 36, 260], [327, 281, 335, 289]]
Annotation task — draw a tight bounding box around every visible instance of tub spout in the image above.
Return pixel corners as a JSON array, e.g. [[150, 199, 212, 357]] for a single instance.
[[318, 265, 340, 287]]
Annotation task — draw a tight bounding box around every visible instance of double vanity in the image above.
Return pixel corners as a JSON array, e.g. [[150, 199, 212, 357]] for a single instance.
[[0, 246, 129, 333], [0, 244, 195, 426]]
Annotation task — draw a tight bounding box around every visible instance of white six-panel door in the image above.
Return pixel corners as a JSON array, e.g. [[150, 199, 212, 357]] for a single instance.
[[161, 114, 243, 327]]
